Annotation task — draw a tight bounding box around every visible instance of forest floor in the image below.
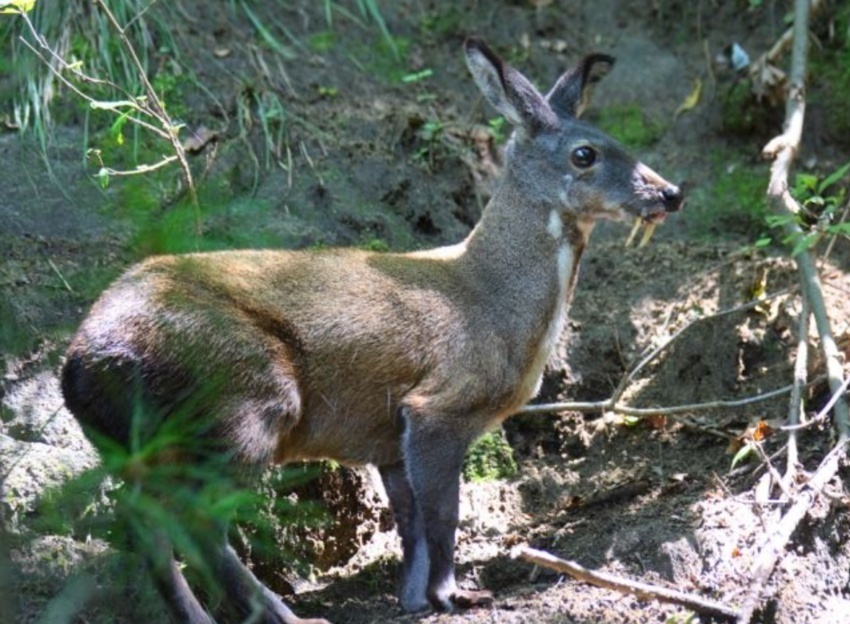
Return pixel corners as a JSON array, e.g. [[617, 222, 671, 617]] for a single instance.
[[2, 1, 850, 624]]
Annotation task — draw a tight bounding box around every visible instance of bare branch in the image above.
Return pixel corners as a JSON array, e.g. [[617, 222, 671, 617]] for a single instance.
[[513, 546, 739, 621], [785, 296, 808, 480], [608, 288, 791, 405], [97, 155, 180, 177], [16, 32, 170, 140], [93, 0, 200, 226], [521, 382, 803, 420], [737, 436, 849, 623], [739, 1, 850, 620], [761, 0, 849, 439]]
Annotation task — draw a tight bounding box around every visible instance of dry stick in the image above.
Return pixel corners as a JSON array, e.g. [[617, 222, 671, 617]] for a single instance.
[[514, 546, 739, 621], [760, 0, 850, 440], [521, 382, 802, 419], [518, 290, 794, 419], [609, 289, 790, 406], [782, 374, 850, 433], [784, 296, 808, 482], [738, 0, 849, 620], [737, 436, 849, 623]]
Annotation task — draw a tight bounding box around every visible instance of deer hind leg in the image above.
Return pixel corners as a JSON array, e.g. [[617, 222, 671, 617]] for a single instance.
[[144, 374, 308, 621], [398, 407, 494, 612]]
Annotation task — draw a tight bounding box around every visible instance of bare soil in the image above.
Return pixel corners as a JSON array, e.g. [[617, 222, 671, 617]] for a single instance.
[[2, 2, 850, 624]]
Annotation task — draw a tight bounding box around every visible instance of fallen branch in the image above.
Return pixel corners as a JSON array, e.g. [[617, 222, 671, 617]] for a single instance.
[[609, 288, 791, 406], [513, 545, 738, 621], [519, 289, 797, 420], [520, 380, 808, 419], [736, 435, 849, 623], [784, 295, 808, 483]]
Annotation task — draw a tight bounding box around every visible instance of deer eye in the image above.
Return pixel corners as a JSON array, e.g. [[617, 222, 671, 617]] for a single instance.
[[570, 146, 597, 169]]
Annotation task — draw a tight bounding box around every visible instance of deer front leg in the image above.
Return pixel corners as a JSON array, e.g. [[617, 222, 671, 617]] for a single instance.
[[378, 461, 430, 613], [400, 407, 493, 612]]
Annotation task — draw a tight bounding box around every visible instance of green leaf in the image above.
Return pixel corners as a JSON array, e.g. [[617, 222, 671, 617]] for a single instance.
[[731, 442, 754, 469], [96, 168, 110, 189], [401, 68, 433, 83], [0, 0, 36, 15], [827, 222, 850, 236], [793, 173, 818, 195], [817, 160, 850, 194], [790, 231, 819, 256]]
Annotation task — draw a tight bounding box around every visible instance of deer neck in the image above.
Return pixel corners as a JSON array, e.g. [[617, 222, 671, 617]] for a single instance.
[[462, 183, 590, 304], [457, 184, 592, 403]]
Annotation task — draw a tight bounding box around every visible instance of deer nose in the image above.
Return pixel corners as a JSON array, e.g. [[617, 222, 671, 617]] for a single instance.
[[661, 185, 683, 212]]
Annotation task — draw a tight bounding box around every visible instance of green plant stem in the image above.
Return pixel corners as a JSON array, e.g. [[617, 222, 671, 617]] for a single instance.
[[761, 0, 850, 441]]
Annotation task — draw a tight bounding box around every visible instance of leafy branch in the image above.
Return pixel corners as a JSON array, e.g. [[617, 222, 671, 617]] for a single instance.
[[4, 0, 201, 231]]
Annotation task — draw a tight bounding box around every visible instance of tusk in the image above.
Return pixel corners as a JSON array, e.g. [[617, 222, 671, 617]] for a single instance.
[[638, 222, 657, 247], [625, 218, 642, 247]]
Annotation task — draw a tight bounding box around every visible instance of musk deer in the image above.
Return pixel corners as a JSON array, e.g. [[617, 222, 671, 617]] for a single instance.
[[61, 38, 682, 624]]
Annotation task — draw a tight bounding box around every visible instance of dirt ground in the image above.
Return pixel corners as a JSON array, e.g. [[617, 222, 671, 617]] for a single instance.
[[2, 1, 850, 624]]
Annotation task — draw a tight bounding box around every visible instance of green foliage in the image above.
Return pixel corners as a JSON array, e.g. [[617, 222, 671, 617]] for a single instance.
[[321, 0, 402, 71], [730, 440, 756, 469], [354, 0, 398, 60], [359, 237, 390, 252], [31, 389, 324, 620], [792, 160, 850, 221], [418, 6, 466, 39], [3, 0, 180, 132], [410, 118, 448, 168], [401, 68, 433, 84], [309, 30, 336, 53], [241, 1, 296, 60], [761, 160, 850, 255], [687, 154, 768, 239], [353, 35, 411, 83], [594, 104, 664, 148], [463, 429, 518, 482], [488, 116, 507, 144]]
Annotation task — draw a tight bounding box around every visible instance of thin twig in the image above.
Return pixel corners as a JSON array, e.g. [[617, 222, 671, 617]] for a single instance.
[[520, 381, 804, 418], [46, 257, 74, 294], [16, 35, 170, 140], [785, 296, 808, 481], [98, 155, 180, 177], [737, 435, 849, 623], [606, 289, 791, 406], [513, 546, 738, 620], [92, 0, 200, 232], [783, 375, 850, 432]]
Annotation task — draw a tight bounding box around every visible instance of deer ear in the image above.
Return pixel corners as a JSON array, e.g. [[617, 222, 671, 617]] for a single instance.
[[464, 37, 557, 135], [546, 54, 615, 119]]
